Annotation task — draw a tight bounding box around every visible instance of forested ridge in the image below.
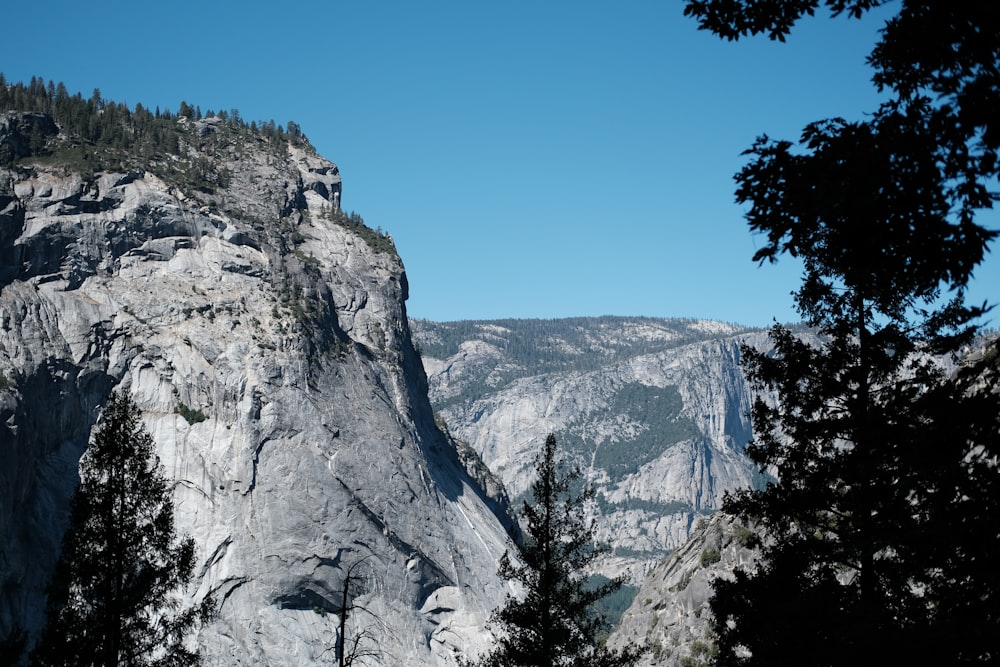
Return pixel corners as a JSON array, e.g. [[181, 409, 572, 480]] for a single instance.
[[413, 316, 767, 386], [0, 73, 312, 190]]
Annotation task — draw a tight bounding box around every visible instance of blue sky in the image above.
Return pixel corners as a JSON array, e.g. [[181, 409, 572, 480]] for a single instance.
[[2, 1, 996, 327]]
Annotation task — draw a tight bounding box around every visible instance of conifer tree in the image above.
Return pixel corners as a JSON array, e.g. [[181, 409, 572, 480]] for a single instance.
[[680, 2, 1000, 665], [471, 434, 645, 667], [31, 391, 214, 667]]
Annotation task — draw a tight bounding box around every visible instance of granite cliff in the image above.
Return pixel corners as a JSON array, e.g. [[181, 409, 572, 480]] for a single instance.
[[0, 108, 513, 666], [411, 318, 773, 581], [608, 514, 758, 666]]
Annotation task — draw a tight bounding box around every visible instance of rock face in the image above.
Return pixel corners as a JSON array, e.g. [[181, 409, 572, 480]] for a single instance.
[[412, 318, 772, 580], [607, 514, 758, 666], [0, 113, 511, 665]]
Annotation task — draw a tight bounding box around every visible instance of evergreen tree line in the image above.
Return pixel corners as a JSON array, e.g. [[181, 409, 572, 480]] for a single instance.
[[0, 74, 311, 172], [414, 316, 758, 367]]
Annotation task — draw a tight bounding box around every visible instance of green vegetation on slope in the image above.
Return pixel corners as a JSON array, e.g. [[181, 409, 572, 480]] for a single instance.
[[591, 383, 700, 479], [414, 317, 757, 367], [325, 208, 397, 255], [0, 73, 312, 185]]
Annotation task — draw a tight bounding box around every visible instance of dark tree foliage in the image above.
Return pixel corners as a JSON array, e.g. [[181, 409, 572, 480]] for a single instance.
[[683, 1, 882, 41], [30, 391, 214, 667], [1, 625, 27, 666], [470, 434, 645, 667], [683, 1, 1000, 197], [681, 2, 1000, 666]]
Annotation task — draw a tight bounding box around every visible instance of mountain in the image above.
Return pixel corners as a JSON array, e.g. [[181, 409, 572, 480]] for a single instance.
[[411, 317, 773, 580], [0, 97, 514, 666], [0, 80, 791, 666]]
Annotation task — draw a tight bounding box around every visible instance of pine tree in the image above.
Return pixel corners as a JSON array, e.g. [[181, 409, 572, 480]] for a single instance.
[[31, 391, 214, 667], [471, 434, 645, 667], [679, 2, 1000, 665]]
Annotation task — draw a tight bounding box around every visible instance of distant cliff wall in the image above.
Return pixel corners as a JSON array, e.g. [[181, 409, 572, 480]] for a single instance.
[[413, 318, 771, 580]]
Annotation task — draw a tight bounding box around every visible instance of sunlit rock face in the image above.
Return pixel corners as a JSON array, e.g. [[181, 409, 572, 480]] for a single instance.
[[607, 513, 759, 666], [0, 115, 511, 666], [412, 318, 772, 581]]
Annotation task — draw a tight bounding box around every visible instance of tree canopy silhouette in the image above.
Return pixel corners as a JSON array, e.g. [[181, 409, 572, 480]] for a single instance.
[[681, 2, 1000, 665], [469, 434, 645, 667], [30, 391, 214, 667]]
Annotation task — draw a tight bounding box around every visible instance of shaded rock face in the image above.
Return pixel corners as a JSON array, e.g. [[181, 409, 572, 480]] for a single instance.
[[0, 117, 510, 665], [412, 319, 771, 580]]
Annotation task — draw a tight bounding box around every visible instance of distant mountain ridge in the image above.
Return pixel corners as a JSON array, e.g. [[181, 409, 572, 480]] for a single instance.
[[411, 316, 773, 580]]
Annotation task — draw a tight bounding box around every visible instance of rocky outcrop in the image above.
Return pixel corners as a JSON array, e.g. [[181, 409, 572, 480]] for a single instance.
[[608, 514, 758, 666], [412, 319, 772, 580], [0, 113, 511, 666]]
